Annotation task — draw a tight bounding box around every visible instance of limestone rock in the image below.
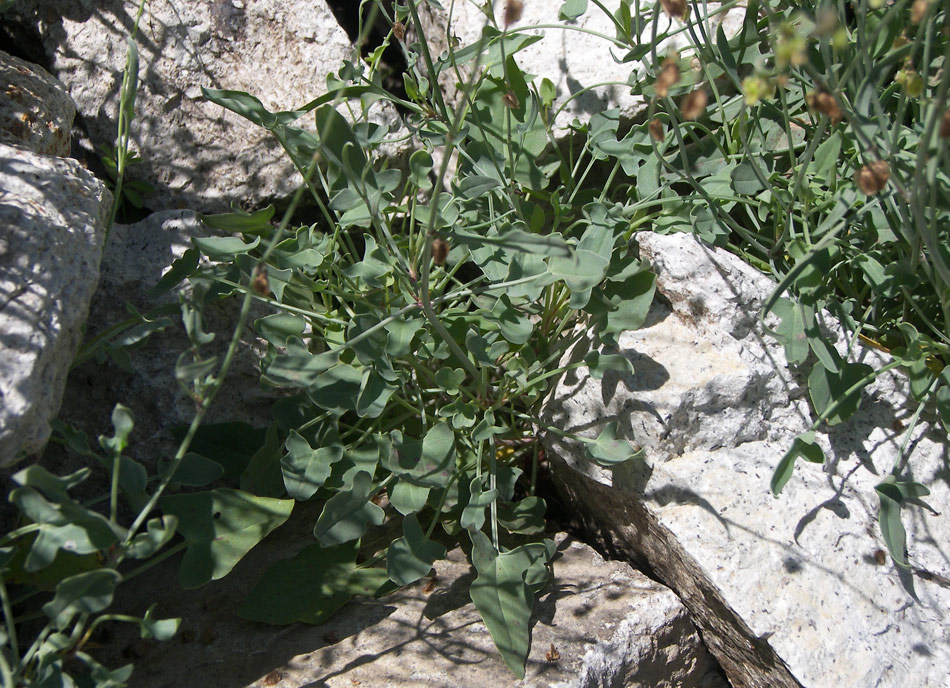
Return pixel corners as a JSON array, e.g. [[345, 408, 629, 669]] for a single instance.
[[0, 49, 76, 156], [97, 527, 726, 688], [418, 1, 745, 133], [14, 0, 406, 211], [543, 231, 950, 688], [0, 142, 112, 467], [53, 210, 272, 460]]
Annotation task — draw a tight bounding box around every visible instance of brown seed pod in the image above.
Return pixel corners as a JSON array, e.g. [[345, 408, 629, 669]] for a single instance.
[[252, 263, 269, 296], [393, 21, 405, 41], [659, 0, 688, 20], [855, 160, 890, 195], [655, 57, 681, 98], [649, 118, 665, 141], [911, 0, 929, 24], [504, 0, 524, 27], [432, 237, 449, 266], [545, 643, 561, 662], [805, 90, 842, 124], [940, 110, 950, 139], [502, 89, 520, 109], [680, 87, 708, 120]]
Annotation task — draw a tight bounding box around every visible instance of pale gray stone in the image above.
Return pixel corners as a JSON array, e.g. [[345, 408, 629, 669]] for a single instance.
[[14, 0, 407, 211], [54, 210, 272, 459], [97, 528, 725, 687], [0, 142, 111, 466], [0, 49, 76, 156], [419, 1, 745, 134], [543, 231, 950, 688]]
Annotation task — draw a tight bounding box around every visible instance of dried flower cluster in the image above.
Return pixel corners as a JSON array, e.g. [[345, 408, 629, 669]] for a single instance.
[[855, 160, 890, 195], [806, 90, 843, 124], [504, 0, 524, 27], [655, 56, 681, 98]]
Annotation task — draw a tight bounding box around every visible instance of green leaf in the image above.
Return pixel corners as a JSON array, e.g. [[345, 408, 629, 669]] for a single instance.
[[387, 514, 447, 586], [583, 421, 639, 466], [42, 569, 122, 629], [409, 149, 434, 191], [198, 205, 275, 235], [769, 297, 809, 364], [586, 269, 656, 346], [469, 532, 553, 678], [281, 430, 343, 501], [731, 161, 768, 195], [389, 479, 430, 516], [936, 370, 950, 433], [460, 477, 498, 532], [808, 361, 874, 425], [457, 174, 502, 199], [308, 363, 364, 415], [159, 453, 225, 487], [192, 234, 260, 260], [313, 471, 385, 545], [770, 432, 824, 495], [140, 604, 180, 641], [12, 466, 90, 503], [152, 247, 200, 293], [240, 423, 286, 498], [559, 0, 588, 20], [488, 295, 533, 345], [452, 227, 571, 258], [9, 488, 122, 572], [173, 422, 267, 480], [160, 489, 293, 588], [498, 496, 546, 534], [124, 516, 178, 560], [357, 369, 397, 418], [435, 368, 466, 395], [263, 340, 340, 389], [239, 541, 391, 625], [386, 423, 456, 488], [583, 351, 634, 379]]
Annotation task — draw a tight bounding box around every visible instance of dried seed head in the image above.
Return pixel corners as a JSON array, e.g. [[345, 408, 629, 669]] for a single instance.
[[855, 160, 890, 195], [432, 237, 449, 266], [502, 89, 520, 109], [252, 264, 269, 295], [911, 0, 930, 24], [649, 118, 664, 141], [655, 56, 681, 98], [393, 21, 405, 41], [940, 110, 950, 139], [659, 0, 688, 20], [805, 90, 842, 124], [680, 87, 708, 120], [504, 0, 524, 27]]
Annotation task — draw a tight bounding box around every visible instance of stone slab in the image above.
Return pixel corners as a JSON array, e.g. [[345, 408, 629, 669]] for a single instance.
[[543, 231, 950, 688], [95, 521, 726, 688], [0, 49, 75, 156], [0, 142, 111, 466], [14, 0, 405, 211]]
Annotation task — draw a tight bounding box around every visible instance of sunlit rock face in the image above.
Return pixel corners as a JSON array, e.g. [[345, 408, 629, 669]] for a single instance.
[[544, 230, 950, 688]]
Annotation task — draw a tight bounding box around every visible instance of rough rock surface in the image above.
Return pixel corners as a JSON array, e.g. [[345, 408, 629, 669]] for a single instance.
[[543, 231, 950, 688], [53, 210, 273, 462], [0, 142, 112, 466], [13, 0, 404, 211], [0, 49, 76, 156], [97, 523, 727, 688], [419, 1, 745, 132]]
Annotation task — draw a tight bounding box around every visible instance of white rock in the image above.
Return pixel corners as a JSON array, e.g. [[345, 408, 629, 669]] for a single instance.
[[0, 49, 76, 156], [420, 0, 745, 133], [544, 231, 950, 688], [0, 142, 111, 466], [15, 0, 406, 211]]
